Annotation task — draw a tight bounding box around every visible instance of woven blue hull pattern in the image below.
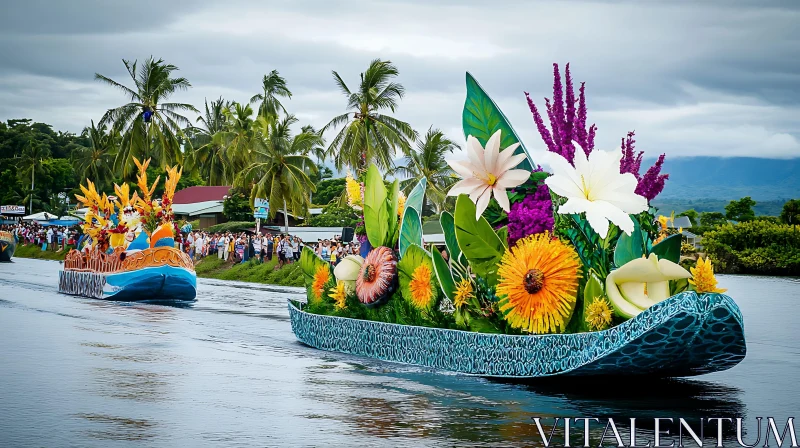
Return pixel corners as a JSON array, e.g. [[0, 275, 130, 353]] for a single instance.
[[288, 292, 746, 378]]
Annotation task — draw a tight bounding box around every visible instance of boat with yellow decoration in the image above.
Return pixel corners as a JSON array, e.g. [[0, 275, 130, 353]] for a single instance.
[[58, 158, 196, 302]]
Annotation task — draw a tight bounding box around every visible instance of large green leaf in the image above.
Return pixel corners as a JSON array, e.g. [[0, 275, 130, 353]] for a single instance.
[[299, 246, 334, 300], [582, 274, 604, 332], [399, 206, 422, 258], [440, 211, 464, 265], [405, 177, 427, 214], [614, 216, 645, 267], [397, 244, 438, 311], [363, 164, 388, 248], [454, 194, 507, 285], [386, 179, 401, 247], [650, 234, 681, 264], [462, 72, 533, 171], [431, 244, 457, 302]]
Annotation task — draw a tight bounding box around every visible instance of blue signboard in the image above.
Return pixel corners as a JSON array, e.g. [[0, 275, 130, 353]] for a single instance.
[[253, 198, 269, 219]]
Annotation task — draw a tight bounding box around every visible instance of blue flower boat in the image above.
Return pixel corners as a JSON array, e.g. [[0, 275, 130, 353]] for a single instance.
[[0, 230, 16, 262], [289, 292, 745, 378], [58, 246, 196, 301]]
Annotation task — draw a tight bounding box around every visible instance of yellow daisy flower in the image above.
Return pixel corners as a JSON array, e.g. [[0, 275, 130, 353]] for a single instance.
[[329, 280, 348, 309], [312, 265, 331, 302], [345, 172, 362, 207], [408, 263, 435, 310], [453, 278, 473, 308], [585, 297, 613, 331], [689, 257, 727, 293], [497, 232, 581, 334]]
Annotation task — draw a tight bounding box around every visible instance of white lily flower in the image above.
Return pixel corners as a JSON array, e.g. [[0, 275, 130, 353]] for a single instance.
[[333, 255, 364, 292], [446, 130, 530, 219], [543, 149, 648, 238], [606, 253, 692, 318]]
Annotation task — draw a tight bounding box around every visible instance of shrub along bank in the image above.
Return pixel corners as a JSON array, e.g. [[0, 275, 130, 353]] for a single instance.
[[14, 244, 69, 261], [703, 221, 800, 276], [195, 256, 304, 287]]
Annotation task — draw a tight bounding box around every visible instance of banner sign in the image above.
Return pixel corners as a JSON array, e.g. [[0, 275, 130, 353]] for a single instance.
[[253, 198, 269, 219], [1, 205, 25, 215]]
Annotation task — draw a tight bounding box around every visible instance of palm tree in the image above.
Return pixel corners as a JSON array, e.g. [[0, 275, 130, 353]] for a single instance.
[[18, 139, 51, 213], [249, 70, 292, 120], [215, 102, 257, 183], [390, 127, 460, 215], [237, 115, 320, 233], [95, 57, 198, 178], [188, 97, 230, 185], [72, 120, 117, 190], [322, 59, 417, 172]]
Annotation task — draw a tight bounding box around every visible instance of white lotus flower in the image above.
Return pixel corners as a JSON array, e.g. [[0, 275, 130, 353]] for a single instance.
[[446, 130, 530, 219], [543, 149, 648, 238], [333, 255, 364, 292], [606, 253, 692, 318]]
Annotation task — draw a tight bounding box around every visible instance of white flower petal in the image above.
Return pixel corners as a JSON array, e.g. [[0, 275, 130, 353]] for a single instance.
[[484, 130, 502, 174], [448, 178, 486, 197], [495, 143, 521, 171], [592, 200, 635, 235], [497, 152, 527, 174], [544, 172, 584, 199], [474, 188, 492, 219], [557, 197, 591, 215], [493, 187, 511, 212], [495, 169, 529, 188], [542, 151, 583, 190], [466, 135, 486, 173], [583, 201, 611, 239], [469, 184, 489, 204], [447, 159, 476, 179]]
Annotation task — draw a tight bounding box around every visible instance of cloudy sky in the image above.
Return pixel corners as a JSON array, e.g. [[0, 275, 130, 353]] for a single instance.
[[1, 0, 798, 160]]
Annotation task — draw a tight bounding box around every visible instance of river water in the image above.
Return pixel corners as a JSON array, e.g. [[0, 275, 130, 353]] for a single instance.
[[0, 258, 798, 447]]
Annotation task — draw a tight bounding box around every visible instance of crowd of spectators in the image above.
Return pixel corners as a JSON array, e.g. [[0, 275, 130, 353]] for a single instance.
[[1, 222, 81, 252]]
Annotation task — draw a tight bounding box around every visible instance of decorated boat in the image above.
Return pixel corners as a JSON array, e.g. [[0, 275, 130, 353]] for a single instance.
[[290, 63, 746, 377], [58, 158, 196, 302], [0, 230, 16, 262]]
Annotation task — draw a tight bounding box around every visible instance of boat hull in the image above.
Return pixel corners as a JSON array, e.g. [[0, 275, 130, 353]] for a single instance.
[[59, 265, 197, 301], [288, 292, 746, 378], [0, 231, 16, 262]]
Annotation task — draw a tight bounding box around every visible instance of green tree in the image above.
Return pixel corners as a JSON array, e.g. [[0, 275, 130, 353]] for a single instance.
[[780, 199, 800, 225], [700, 212, 727, 228], [222, 187, 253, 222], [725, 196, 757, 222], [95, 57, 198, 178], [322, 59, 417, 172], [249, 70, 292, 120], [188, 97, 231, 185], [237, 116, 320, 233], [677, 209, 699, 227], [18, 138, 51, 213], [308, 204, 360, 227], [71, 120, 117, 191], [216, 102, 257, 183], [312, 178, 346, 205], [390, 127, 459, 215]]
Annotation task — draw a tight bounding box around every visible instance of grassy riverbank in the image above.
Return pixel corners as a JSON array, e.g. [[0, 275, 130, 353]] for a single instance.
[[195, 256, 304, 287], [14, 244, 69, 261]]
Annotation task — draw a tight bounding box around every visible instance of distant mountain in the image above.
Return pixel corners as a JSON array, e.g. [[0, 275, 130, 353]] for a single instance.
[[651, 157, 799, 216]]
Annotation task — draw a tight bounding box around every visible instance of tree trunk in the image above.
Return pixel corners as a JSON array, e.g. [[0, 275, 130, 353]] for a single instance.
[[283, 199, 289, 234], [30, 167, 34, 214]]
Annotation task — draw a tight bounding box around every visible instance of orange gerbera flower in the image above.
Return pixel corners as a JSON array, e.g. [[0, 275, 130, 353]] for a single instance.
[[408, 263, 434, 310], [497, 232, 581, 334], [312, 265, 331, 302]]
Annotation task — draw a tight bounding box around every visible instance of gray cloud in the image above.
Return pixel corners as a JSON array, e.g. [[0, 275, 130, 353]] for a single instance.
[[0, 0, 798, 159]]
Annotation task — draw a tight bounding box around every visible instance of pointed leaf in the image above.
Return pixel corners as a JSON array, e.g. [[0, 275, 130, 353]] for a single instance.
[[397, 244, 438, 311], [454, 194, 507, 285], [614, 216, 644, 267], [440, 211, 464, 265], [387, 179, 401, 246], [650, 233, 682, 264], [431, 244, 457, 301], [363, 164, 388, 247], [399, 206, 422, 257], [463, 72, 533, 171], [405, 177, 427, 213]]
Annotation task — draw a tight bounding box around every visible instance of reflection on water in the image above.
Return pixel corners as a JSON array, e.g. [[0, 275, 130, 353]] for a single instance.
[[0, 260, 798, 447]]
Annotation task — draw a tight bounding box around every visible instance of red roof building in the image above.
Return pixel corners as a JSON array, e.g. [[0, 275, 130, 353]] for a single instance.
[[172, 186, 231, 204]]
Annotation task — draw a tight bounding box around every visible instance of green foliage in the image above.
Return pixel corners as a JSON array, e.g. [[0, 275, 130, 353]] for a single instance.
[[363, 164, 389, 247], [462, 72, 532, 171], [678, 209, 699, 227], [439, 211, 464, 265], [13, 244, 70, 261], [780, 199, 800, 225], [431, 245, 457, 301], [195, 256, 304, 287], [725, 196, 757, 222], [681, 242, 697, 256], [697, 211, 728, 234], [205, 221, 255, 233], [703, 220, 800, 275], [650, 234, 682, 264], [397, 244, 438, 311], [307, 204, 360, 227], [559, 213, 618, 279], [312, 178, 345, 205], [614, 217, 645, 268], [223, 188, 253, 222], [398, 206, 422, 258], [453, 194, 507, 285]]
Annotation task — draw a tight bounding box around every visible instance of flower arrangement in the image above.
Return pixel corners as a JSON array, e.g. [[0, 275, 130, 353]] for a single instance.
[[74, 157, 183, 254], [300, 64, 728, 336]]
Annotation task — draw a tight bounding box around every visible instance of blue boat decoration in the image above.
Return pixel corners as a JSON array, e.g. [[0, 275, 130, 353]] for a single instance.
[[288, 64, 746, 378], [57, 157, 196, 302], [0, 230, 16, 262]]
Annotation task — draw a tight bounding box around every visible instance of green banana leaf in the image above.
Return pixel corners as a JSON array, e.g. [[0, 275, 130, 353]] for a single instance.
[[405, 177, 427, 214], [440, 211, 465, 266], [614, 216, 645, 267], [363, 164, 388, 248], [462, 72, 533, 171], [431, 243, 457, 301], [399, 206, 422, 258], [386, 179, 401, 247], [454, 194, 507, 285], [650, 234, 682, 264], [300, 246, 334, 301]]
